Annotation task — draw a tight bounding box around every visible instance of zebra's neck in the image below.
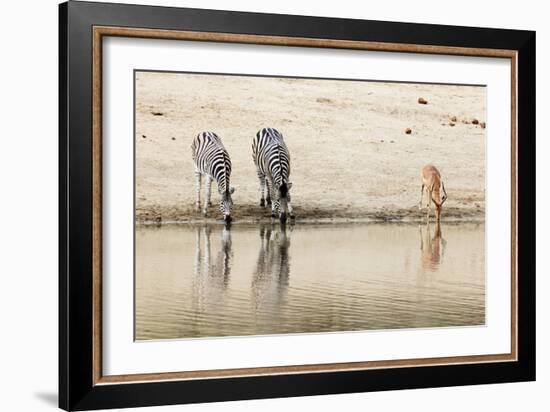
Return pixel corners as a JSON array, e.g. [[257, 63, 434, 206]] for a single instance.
[[217, 174, 230, 193], [211, 152, 230, 193]]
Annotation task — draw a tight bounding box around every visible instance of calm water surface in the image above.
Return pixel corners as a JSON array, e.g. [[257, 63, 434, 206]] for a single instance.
[[135, 222, 485, 340]]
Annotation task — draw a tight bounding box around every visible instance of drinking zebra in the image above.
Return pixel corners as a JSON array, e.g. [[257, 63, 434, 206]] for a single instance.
[[191, 132, 235, 223], [252, 128, 294, 223]]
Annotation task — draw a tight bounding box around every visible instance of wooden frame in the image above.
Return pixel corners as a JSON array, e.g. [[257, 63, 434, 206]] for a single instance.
[[60, 1, 535, 410]]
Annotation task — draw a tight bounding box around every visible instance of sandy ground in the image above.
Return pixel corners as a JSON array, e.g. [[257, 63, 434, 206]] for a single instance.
[[135, 72, 486, 224]]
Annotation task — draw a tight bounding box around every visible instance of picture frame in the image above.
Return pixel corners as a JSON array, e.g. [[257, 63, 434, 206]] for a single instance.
[[59, 1, 536, 410]]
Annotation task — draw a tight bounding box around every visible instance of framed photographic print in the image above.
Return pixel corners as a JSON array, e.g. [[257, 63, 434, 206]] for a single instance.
[[59, 1, 536, 410]]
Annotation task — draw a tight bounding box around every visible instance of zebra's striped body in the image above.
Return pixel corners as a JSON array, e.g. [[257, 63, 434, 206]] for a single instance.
[[252, 128, 294, 222], [192, 132, 235, 222]]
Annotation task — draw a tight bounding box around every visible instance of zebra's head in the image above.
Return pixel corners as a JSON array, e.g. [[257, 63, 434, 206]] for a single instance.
[[276, 182, 292, 223], [219, 187, 235, 223]]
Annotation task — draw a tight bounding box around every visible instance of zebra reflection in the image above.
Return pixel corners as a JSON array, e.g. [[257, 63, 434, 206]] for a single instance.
[[252, 224, 291, 313], [191, 225, 233, 315], [419, 222, 446, 272]]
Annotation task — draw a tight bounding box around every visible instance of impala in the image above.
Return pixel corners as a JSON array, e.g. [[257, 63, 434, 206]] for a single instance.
[[419, 165, 447, 221]]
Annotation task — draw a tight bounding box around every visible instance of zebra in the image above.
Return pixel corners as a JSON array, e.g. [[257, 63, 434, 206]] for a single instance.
[[191, 132, 235, 223], [252, 128, 294, 223]]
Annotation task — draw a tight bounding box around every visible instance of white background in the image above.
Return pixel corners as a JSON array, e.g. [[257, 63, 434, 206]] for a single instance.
[[103, 37, 511, 375], [0, 0, 546, 411]]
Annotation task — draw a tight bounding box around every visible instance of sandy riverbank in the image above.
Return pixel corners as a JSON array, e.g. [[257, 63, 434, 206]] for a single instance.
[[135, 72, 486, 224]]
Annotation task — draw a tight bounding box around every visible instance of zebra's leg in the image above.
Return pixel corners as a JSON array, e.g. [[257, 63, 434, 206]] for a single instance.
[[265, 178, 272, 206], [257, 172, 266, 207], [206, 175, 213, 207], [287, 200, 295, 219], [195, 171, 202, 212], [203, 176, 213, 216], [269, 184, 278, 218]]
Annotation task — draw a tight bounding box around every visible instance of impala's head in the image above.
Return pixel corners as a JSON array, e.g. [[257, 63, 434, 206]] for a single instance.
[[276, 182, 293, 223], [432, 189, 448, 221], [219, 186, 235, 223]]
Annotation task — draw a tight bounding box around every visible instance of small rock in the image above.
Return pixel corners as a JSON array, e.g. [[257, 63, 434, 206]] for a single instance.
[[405, 128, 412, 134], [142, 135, 146, 138], [450, 116, 457, 122], [316, 97, 333, 103], [480, 122, 486, 129], [472, 118, 479, 125], [151, 112, 164, 116], [390, 140, 395, 143], [449, 122, 456, 127], [171, 137, 176, 141], [380, 139, 385, 142], [418, 97, 428, 104]]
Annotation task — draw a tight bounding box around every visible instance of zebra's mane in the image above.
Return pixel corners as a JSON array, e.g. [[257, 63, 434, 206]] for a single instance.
[[221, 151, 231, 194]]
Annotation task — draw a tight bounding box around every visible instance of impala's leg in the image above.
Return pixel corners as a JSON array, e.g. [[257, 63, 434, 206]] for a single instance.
[[419, 224, 424, 252], [426, 192, 432, 221], [419, 184, 424, 210], [195, 170, 202, 212], [257, 172, 266, 207], [203, 176, 213, 216]]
